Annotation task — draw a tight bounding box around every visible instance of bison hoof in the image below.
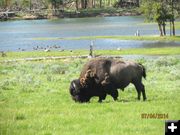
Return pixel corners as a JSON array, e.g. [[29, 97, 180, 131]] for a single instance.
[[98, 100, 103, 103], [113, 97, 118, 101]]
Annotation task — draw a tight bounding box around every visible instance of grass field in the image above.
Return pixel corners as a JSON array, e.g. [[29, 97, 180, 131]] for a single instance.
[[0, 55, 180, 135], [1, 47, 180, 61]]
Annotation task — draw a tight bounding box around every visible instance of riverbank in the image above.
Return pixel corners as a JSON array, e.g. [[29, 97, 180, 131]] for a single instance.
[[1, 47, 180, 61], [34, 35, 180, 41], [0, 7, 140, 21]]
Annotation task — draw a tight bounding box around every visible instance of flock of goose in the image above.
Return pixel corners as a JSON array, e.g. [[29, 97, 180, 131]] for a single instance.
[[18, 45, 63, 52]]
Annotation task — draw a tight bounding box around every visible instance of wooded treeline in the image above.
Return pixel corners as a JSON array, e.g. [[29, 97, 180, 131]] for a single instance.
[[0, 0, 141, 11], [0, 0, 180, 36]]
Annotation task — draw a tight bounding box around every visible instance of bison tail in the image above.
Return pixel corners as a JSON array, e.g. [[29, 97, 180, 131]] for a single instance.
[[138, 63, 146, 79]]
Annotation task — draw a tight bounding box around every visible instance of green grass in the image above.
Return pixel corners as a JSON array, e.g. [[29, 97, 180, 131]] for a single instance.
[[175, 22, 180, 29], [33, 35, 180, 41], [0, 47, 180, 61], [137, 21, 180, 30], [0, 56, 180, 135]]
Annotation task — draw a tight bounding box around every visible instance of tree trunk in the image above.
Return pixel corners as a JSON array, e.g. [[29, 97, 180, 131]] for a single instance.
[[172, 20, 175, 36], [81, 0, 84, 8], [162, 22, 166, 36], [120, 0, 123, 7], [136, 0, 140, 7], [158, 23, 163, 36], [92, 0, 94, 8], [29, 0, 32, 10], [84, 0, 87, 8], [76, 0, 79, 10], [171, 0, 175, 35], [100, 0, 102, 8], [170, 21, 172, 36], [5, 0, 11, 9], [93, 0, 95, 8], [61, 1, 64, 13], [108, 0, 111, 6]]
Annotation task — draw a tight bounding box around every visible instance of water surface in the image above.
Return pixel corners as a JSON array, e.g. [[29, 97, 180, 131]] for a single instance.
[[0, 16, 180, 51]]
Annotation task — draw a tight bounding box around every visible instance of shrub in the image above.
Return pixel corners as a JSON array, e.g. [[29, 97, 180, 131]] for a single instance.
[[0, 79, 10, 90], [169, 68, 180, 80], [15, 114, 26, 120], [154, 57, 179, 67], [0, 70, 9, 75], [49, 64, 67, 74], [14, 74, 41, 93]]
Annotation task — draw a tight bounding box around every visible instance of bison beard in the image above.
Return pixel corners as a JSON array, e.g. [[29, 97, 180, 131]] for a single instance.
[[69, 58, 147, 103]]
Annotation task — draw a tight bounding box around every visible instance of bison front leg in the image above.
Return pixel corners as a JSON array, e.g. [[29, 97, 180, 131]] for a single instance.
[[98, 92, 107, 103], [104, 85, 119, 101], [110, 89, 119, 101], [134, 82, 146, 101]]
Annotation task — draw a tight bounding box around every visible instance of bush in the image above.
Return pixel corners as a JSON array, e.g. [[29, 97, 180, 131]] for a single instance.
[[15, 73, 41, 93], [0, 79, 10, 90], [49, 64, 67, 74], [154, 57, 179, 67], [15, 114, 26, 120], [169, 68, 180, 80]]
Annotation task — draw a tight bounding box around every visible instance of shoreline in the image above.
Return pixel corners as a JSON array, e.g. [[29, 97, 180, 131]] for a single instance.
[[2, 54, 180, 63], [1, 47, 180, 61], [0, 9, 141, 21], [34, 35, 180, 41]]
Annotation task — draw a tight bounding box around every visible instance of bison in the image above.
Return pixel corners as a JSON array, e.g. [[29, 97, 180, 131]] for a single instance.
[[69, 58, 146, 103]]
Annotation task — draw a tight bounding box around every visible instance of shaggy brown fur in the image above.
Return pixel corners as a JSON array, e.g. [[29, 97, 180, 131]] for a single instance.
[[70, 58, 146, 102]]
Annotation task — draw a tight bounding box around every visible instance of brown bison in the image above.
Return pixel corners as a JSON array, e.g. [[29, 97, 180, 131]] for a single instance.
[[69, 58, 146, 102]]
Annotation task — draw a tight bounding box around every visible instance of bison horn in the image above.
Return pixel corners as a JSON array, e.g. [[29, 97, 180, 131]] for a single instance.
[[85, 69, 92, 78], [101, 72, 110, 86], [72, 81, 81, 93], [80, 78, 85, 87], [73, 82, 76, 89]]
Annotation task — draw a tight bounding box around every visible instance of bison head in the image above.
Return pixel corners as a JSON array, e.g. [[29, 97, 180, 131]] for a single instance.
[[69, 79, 90, 102], [70, 69, 98, 102]]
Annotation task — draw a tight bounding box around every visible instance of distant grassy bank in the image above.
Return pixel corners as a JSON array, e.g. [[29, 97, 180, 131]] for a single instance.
[[1, 47, 180, 61], [34, 35, 180, 41]]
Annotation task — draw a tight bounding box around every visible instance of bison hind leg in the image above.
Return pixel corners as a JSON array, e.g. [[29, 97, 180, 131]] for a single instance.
[[134, 82, 146, 101], [141, 84, 147, 101]]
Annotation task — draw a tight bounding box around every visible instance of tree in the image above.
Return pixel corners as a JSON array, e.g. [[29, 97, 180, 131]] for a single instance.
[[100, 0, 102, 8], [171, 0, 175, 35], [154, 2, 168, 36], [5, 0, 10, 8], [3, 0, 11, 9], [141, 0, 177, 36], [92, 0, 95, 8], [21, 0, 31, 10], [136, 0, 140, 7], [75, 0, 79, 10], [0, 0, 5, 8], [108, 0, 111, 6], [81, 0, 88, 9]]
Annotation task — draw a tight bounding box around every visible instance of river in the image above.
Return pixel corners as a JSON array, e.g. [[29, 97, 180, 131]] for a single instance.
[[0, 16, 180, 51]]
